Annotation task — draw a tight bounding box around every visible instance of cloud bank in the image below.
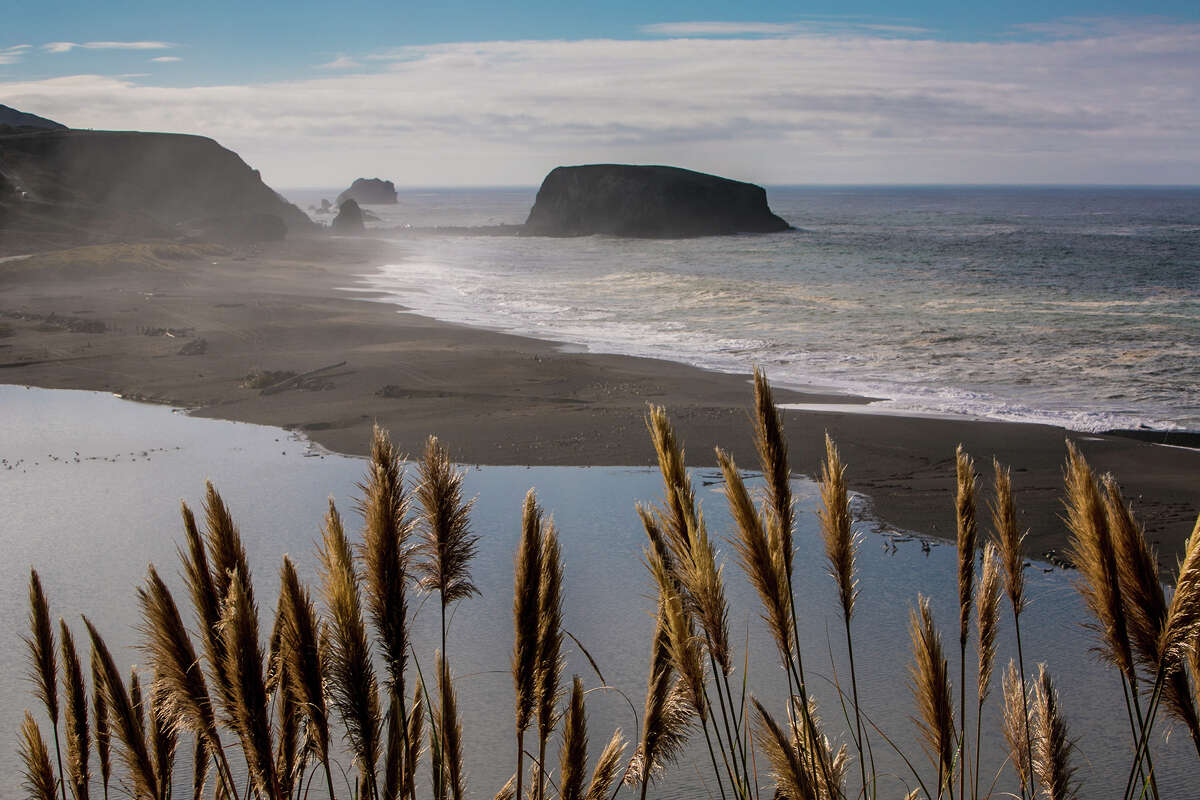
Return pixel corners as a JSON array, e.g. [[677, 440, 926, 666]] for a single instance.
[[3, 22, 1198, 187], [43, 41, 173, 53]]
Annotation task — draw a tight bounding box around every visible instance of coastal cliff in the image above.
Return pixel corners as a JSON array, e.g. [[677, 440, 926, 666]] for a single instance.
[[0, 127, 311, 249], [523, 164, 790, 238]]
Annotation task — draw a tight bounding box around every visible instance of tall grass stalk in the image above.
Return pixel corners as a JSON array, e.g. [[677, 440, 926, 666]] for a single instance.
[[416, 435, 479, 800], [991, 461, 1033, 800], [25, 570, 67, 800], [1063, 443, 1159, 800], [750, 370, 840, 799], [818, 434, 868, 800], [954, 446, 978, 800], [974, 544, 1001, 800]]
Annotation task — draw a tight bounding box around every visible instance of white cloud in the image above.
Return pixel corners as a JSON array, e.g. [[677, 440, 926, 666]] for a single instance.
[[5, 22, 1199, 187], [639, 21, 799, 36], [640, 18, 933, 37], [0, 45, 32, 64], [44, 41, 173, 53], [316, 55, 362, 70], [150, 56, 182, 63]]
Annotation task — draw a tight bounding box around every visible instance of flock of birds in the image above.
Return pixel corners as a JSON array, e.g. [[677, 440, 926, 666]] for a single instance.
[[1, 445, 181, 472]]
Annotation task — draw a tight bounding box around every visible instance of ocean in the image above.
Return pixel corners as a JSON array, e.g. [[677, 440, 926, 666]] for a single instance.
[[285, 185, 1200, 433]]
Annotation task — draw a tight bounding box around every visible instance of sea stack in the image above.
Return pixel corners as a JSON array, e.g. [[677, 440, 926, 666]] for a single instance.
[[523, 164, 790, 238], [337, 177, 397, 205], [331, 198, 365, 232]]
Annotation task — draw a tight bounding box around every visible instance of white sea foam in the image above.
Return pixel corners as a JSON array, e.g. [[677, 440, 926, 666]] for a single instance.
[[347, 186, 1200, 434]]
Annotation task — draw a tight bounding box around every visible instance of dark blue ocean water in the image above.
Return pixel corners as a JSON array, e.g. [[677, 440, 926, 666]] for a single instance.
[[285, 186, 1200, 432]]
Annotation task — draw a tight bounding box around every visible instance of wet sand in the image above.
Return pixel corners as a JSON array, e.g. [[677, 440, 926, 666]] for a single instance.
[[2, 234, 1197, 567]]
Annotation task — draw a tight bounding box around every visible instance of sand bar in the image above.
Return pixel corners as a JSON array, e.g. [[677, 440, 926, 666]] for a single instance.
[[2, 234, 1197, 568]]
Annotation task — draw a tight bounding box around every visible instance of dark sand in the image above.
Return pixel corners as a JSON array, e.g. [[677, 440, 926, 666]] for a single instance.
[[2, 235, 1197, 568]]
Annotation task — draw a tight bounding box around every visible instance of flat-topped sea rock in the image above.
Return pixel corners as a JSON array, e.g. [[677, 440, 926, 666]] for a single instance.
[[337, 177, 397, 205], [523, 164, 790, 238]]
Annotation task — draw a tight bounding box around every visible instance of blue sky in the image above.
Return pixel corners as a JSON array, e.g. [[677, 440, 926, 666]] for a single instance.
[[6, 1, 1200, 84], [3, 2, 1199, 185]]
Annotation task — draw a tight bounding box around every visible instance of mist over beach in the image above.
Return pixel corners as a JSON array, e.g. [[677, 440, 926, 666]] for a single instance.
[[3, 3, 1200, 800]]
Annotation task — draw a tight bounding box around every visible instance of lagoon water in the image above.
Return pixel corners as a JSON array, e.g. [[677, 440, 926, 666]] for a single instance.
[[286, 185, 1200, 434], [2, 385, 1196, 798]]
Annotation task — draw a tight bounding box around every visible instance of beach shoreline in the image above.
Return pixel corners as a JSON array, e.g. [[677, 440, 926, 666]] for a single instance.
[[2, 234, 1197, 567]]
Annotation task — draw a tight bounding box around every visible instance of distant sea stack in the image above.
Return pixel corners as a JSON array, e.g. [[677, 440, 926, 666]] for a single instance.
[[337, 178, 397, 205], [523, 164, 790, 238], [331, 198, 365, 232]]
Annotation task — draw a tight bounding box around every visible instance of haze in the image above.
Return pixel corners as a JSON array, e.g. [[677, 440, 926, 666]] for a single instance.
[[4, 4, 1200, 186]]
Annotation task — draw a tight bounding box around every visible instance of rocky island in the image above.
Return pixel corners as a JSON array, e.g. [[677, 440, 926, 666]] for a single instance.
[[337, 177, 397, 205], [523, 164, 790, 238], [331, 198, 365, 232]]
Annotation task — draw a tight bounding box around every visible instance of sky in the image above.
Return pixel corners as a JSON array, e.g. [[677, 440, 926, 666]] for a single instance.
[[3, 1, 1200, 187]]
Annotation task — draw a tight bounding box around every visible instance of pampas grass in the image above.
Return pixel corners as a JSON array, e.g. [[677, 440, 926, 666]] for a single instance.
[[1064, 443, 1137, 684], [992, 460, 1033, 800], [416, 435, 479, 608], [219, 569, 278, 800], [148, 683, 178, 800], [534, 521, 564, 800], [909, 595, 954, 798], [558, 676, 589, 800], [279, 555, 336, 799], [436, 653, 467, 800], [85, 617, 160, 800], [406, 679, 426, 800], [91, 647, 111, 800], [1002, 660, 1032, 794], [21, 711, 58, 800], [320, 498, 382, 800], [585, 730, 627, 800], [137, 564, 234, 796], [59, 622, 90, 800], [819, 433, 868, 798], [1104, 477, 1200, 755], [955, 446, 978, 800], [753, 698, 817, 800], [719, 449, 793, 666], [975, 543, 1002, 800], [513, 490, 545, 800], [752, 368, 794, 579], [26, 569, 66, 800], [16, 373, 1200, 800], [1031, 665, 1077, 800], [628, 612, 692, 799]]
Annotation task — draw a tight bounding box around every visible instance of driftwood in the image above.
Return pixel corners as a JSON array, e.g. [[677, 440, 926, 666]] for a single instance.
[[258, 361, 347, 395]]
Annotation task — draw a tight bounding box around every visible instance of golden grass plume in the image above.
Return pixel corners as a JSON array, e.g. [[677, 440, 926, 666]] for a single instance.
[[818, 433, 858, 622], [1063, 442, 1136, 683], [20, 711, 58, 800], [415, 435, 480, 606], [908, 595, 954, 784], [85, 617, 160, 800], [1031, 664, 1077, 800], [319, 498, 382, 791], [60, 621, 90, 800]]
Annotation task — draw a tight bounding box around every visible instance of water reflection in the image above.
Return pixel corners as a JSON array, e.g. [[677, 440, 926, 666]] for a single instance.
[[1, 386, 1193, 799]]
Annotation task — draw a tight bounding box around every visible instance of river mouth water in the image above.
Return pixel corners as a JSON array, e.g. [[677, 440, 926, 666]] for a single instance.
[[1, 384, 1194, 798]]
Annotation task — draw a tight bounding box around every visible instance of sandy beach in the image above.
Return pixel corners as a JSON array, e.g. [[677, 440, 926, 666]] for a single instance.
[[2, 234, 1197, 567]]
